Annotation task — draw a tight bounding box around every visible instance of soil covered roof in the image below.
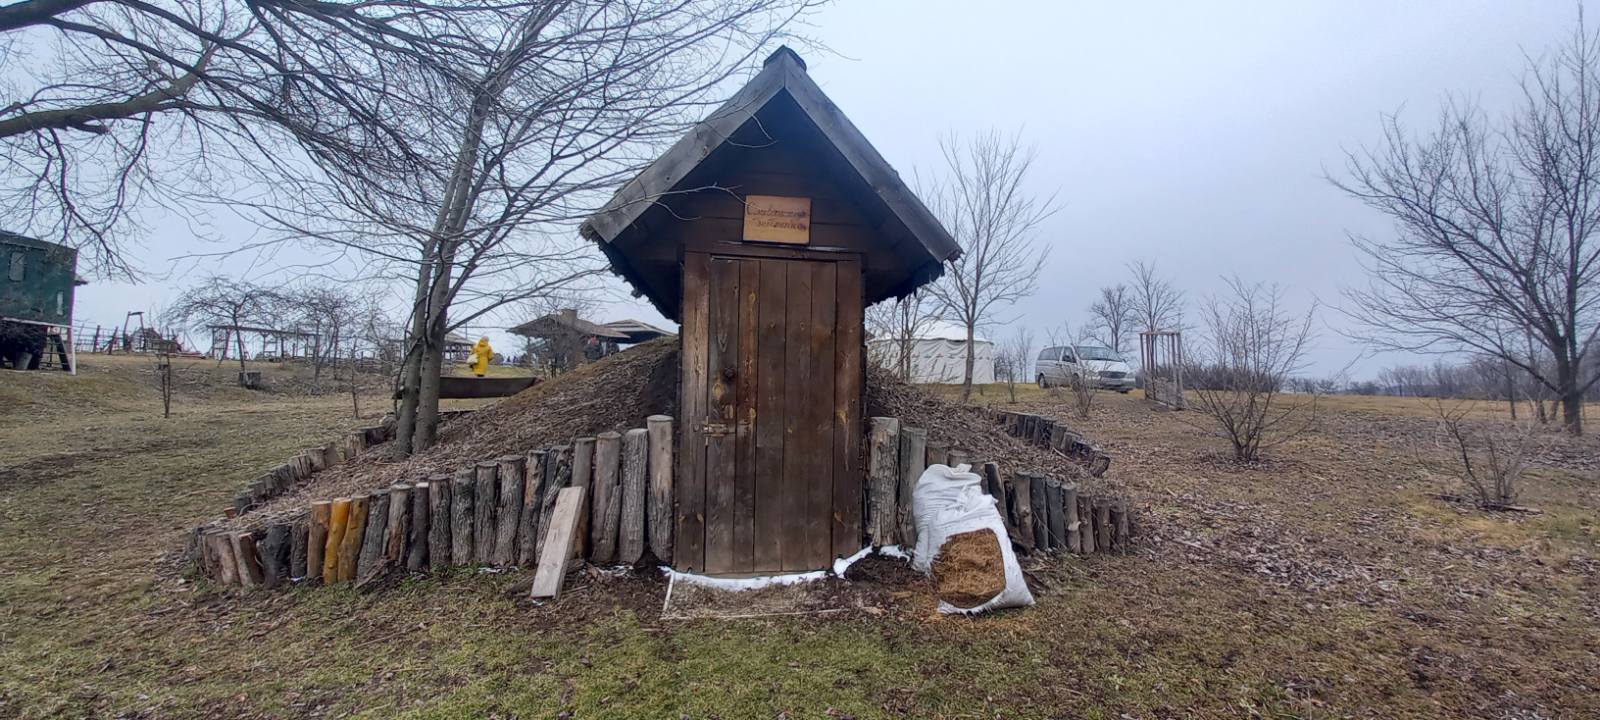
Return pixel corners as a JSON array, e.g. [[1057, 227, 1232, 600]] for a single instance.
[[227, 341, 1104, 532]]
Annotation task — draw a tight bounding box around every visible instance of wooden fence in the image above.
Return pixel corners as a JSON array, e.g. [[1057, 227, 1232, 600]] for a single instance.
[[229, 423, 393, 518], [863, 416, 1133, 556], [192, 415, 676, 590], [989, 409, 1112, 478]]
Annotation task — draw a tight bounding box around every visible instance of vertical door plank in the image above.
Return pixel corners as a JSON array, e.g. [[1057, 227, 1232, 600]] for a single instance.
[[734, 259, 761, 573], [753, 259, 788, 573], [703, 257, 740, 574], [780, 261, 815, 572], [803, 261, 837, 567], [675, 252, 709, 572], [831, 256, 865, 559]]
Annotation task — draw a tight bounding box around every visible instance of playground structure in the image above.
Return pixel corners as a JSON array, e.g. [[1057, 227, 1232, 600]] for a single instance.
[[1139, 330, 1186, 410]]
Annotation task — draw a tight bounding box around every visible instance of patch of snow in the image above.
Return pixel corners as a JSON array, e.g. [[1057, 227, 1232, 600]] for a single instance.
[[876, 545, 910, 560], [661, 566, 827, 592]]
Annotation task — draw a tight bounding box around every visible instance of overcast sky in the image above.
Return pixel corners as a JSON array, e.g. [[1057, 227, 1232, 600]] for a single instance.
[[74, 1, 1588, 377]]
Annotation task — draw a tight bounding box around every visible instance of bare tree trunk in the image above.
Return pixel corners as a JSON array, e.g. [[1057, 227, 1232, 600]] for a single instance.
[[392, 253, 434, 458], [1503, 357, 1517, 420], [1561, 384, 1584, 435], [961, 322, 976, 402], [234, 320, 248, 375]]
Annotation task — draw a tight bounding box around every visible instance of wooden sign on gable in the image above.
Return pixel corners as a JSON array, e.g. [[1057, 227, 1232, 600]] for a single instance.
[[742, 195, 811, 245]]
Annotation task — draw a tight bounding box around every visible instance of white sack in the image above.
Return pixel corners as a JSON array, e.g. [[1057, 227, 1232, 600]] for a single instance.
[[911, 463, 1034, 614]]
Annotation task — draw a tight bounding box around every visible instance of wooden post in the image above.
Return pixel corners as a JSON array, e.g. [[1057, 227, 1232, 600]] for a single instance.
[[519, 451, 547, 566], [450, 470, 475, 566], [646, 415, 673, 564], [1029, 473, 1049, 550], [344, 430, 367, 462], [946, 449, 969, 468], [535, 447, 570, 562], [1111, 499, 1129, 553], [1077, 495, 1095, 554], [493, 456, 525, 566], [322, 442, 342, 469], [866, 417, 901, 547], [290, 519, 309, 580], [618, 429, 649, 564], [1062, 482, 1081, 554], [590, 431, 622, 563], [209, 531, 238, 586], [233, 532, 264, 589], [1045, 479, 1066, 551], [408, 481, 431, 571], [308, 446, 328, 472], [570, 437, 595, 560], [896, 426, 927, 550], [322, 498, 350, 581], [384, 484, 411, 568], [473, 461, 498, 565], [529, 486, 586, 600], [1010, 474, 1035, 554], [337, 495, 369, 581], [1095, 497, 1112, 552], [355, 491, 389, 581], [427, 475, 452, 571], [924, 442, 947, 469], [260, 524, 289, 589], [980, 462, 1009, 535], [307, 499, 329, 585]]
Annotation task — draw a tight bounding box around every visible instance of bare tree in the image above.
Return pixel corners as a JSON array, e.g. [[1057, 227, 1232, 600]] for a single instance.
[[866, 292, 942, 382], [1088, 283, 1134, 356], [924, 130, 1058, 402], [1, 0, 570, 277], [165, 275, 279, 378], [1183, 277, 1319, 462], [1046, 322, 1100, 419], [222, 2, 820, 456], [996, 325, 1035, 403], [1334, 16, 1600, 435], [1418, 400, 1543, 509], [1127, 260, 1184, 335]]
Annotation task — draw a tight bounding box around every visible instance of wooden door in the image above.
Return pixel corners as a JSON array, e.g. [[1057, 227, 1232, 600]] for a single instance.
[[678, 250, 863, 574]]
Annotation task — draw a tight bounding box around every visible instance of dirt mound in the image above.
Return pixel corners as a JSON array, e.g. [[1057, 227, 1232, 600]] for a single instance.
[[433, 339, 678, 458], [931, 529, 1007, 608], [866, 365, 1087, 482], [231, 339, 678, 528]]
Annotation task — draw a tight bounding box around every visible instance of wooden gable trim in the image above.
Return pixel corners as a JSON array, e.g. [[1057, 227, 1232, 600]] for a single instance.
[[580, 47, 961, 268]]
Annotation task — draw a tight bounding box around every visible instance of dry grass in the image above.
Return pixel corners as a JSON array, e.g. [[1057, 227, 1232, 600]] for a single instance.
[[0, 364, 1597, 718]]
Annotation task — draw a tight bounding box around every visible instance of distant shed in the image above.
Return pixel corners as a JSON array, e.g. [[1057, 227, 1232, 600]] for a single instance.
[[582, 47, 959, 574]]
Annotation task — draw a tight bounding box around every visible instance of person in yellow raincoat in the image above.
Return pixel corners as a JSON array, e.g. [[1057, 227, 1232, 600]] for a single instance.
[[469, 337, 493, 377]]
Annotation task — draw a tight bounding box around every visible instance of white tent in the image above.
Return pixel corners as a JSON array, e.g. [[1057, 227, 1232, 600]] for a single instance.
[[869, 320, 995, 385]]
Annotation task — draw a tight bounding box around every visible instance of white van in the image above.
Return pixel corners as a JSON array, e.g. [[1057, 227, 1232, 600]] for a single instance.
[[1036, 345, 1135, 392]]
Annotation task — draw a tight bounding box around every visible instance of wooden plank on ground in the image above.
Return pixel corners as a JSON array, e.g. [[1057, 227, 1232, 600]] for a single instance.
[[529, 487, 587, 600]]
